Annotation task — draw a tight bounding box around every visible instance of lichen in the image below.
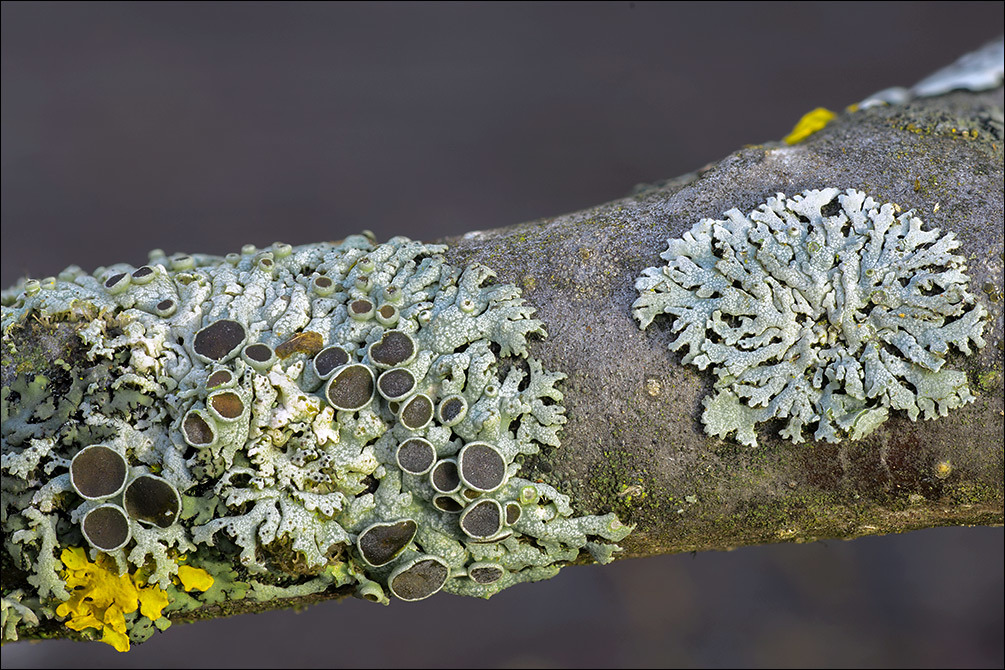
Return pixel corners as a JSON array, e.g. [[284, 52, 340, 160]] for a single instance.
[[858, 37, 1004, 109], [784, 107, 836, 145], [56, 546, 170, 652], [2, 235, 629, 648], [634, 188, 988, 447]]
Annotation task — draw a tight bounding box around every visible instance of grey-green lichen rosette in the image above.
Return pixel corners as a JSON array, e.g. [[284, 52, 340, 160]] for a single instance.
[[1, 234, 628, 646], [634, 188, 988, 447]]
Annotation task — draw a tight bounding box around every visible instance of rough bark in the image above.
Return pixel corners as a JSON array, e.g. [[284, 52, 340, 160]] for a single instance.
[[4, 84, 1003, 641]]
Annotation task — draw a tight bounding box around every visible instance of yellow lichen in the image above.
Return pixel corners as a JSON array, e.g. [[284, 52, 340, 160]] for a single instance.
[[55, 549, 216, 651], [784, 107, 836, 144], [56, 547, 170, 652], [176, 565, 215, 592]]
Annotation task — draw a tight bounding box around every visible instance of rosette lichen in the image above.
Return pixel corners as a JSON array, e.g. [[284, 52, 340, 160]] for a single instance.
[[1, 234, 629, 648], [634, 188, 988, 447]]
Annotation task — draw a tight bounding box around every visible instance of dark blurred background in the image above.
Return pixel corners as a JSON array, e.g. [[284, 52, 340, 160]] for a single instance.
[[2, 2, 1002, 668]]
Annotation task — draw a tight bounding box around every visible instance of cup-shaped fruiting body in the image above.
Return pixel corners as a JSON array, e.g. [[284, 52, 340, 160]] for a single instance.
[[192, 319, 247, 364], [357, 275, 376, 295], [375, 303, 399, 327], [205, 388, 251, 449], [182, 409, 217, 448], [356, 519, 418, 567], [272, 242, 293, 258], [356, 256, 376, 275], [430, 459, 461, 494], [459, 499, 503, 540], [382, 285, 403, 304], [130, 266, 156, 285], [467, 562, 505, 585], [241, 343, 277, 373], [312, 274, 337, 297], [103, 272, 131, 295], [81, 503, 132, 552], [377, 368, 416, 402], [70, 445, 128, 500], [368, 330, 416, 368], [437, 395, 467, 427], [207, 389, 247, 423], [300, 344, 350, 391], [205, 368, 237, 390], [355, 579, 389, 605], [325, 364, 375, 412], [432, 495, 464, 513], [170, 254, 195, 271], [395, 438, 436, 475], [504, 502, 522, 526], [457, 442, 506, 493], [153, 298, 178, 318], [398, 394, 433, 431], [123, 474, 181, 529], [314, 346, 351, 379], [349, 298, 375, 321], [255, 253, 275, 276], [388, 555, 449, 602], [518, 485, 540, 506]]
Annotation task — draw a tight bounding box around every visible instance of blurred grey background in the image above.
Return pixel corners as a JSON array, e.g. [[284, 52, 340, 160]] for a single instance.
[[2, 2, 1002, 667]]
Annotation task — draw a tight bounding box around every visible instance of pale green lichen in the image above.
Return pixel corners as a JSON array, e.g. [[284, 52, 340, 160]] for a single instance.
[[0, 590, 40, 642], [858, 37, 1003, 108], [634, 188, 988, 447], [2, 235, 629, 647]]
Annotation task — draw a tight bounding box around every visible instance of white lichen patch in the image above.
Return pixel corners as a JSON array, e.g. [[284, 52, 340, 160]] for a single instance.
[[1, 235, 629, 646], [859, 37, 1004, 108], [634, 188, 988, 447]]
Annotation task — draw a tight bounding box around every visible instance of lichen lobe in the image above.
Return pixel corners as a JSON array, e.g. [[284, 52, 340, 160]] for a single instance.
[[634, 187, 988, 447]]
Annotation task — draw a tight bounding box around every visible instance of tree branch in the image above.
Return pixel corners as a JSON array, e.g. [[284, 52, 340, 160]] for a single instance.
[[2, 79, 1001, 648]]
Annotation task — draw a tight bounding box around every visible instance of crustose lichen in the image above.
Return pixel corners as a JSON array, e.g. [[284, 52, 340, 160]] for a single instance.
[[634, 188, 988, 447]]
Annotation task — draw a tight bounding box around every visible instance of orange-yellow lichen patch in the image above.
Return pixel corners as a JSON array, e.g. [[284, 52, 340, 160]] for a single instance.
[[176, 564, 214, 592], [784, 107, 836, 144], [56, 547, 169, 652]]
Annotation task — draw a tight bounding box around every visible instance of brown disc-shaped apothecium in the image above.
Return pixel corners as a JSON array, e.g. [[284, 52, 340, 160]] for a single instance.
[[82, 504, 131, 552], [325, 364, 375, 411], [193, 319, 247, 361], [388, 556, 449, 601], [124, 474, 181, 529], [357, 519, 418, 567], [70, 445, 128, 500]]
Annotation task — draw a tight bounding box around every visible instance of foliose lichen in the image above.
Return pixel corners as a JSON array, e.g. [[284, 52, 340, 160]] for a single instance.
[[1, 234, 629, 648], [634, 188, 988, 447], [859, 37, 1004, 108]]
